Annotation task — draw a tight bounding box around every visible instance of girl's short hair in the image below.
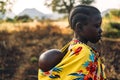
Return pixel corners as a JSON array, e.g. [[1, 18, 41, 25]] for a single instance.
[[68, 5, 101, 30]]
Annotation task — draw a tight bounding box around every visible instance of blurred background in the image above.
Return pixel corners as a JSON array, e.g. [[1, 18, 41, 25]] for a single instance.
[[0, 0, 120, 80]]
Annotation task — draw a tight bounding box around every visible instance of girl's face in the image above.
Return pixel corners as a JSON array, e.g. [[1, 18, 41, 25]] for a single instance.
[[82, 14, 102, 43]]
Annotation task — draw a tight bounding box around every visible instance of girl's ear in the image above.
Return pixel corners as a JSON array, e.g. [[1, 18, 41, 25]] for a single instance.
[[76, 22, 83, 32]]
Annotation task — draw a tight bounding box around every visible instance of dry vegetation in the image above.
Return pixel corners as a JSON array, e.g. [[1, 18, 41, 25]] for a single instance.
[[0, 21, 120, 80]]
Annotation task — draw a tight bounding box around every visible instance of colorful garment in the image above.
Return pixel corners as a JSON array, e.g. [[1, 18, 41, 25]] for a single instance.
[[38, 39, 106, 80]]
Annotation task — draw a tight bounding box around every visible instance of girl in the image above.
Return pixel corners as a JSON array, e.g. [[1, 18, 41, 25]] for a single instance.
[[38, 5, 106, 80]]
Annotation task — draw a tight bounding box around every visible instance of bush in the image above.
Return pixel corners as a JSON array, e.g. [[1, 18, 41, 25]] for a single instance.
[[110, 22, 120, 30], [6, 18, 14, 22], [14, 15, 33, 22], [110, 9, 120, 17], [103, 31, 120, 38], [102, 21, 120, 38], [30, 56, 38, 63]]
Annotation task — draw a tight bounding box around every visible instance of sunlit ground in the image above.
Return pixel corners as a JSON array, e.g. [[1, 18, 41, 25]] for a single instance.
[[0, 14, 120, 80]]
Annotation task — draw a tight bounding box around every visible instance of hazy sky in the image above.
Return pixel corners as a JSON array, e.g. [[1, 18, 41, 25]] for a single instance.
[[12, 0, 120, 15]]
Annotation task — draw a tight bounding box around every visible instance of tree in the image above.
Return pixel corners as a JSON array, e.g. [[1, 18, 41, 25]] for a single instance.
[[0, 0, 16, 14], [45, 0, 95, 14], [15, 15, 32, 22]]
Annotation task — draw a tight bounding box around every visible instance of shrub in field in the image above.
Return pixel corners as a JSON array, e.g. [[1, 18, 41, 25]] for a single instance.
[[104, 22, 120, 38], [6, 18, 14, 22], [110, 22, 120, 30], [14, 15, 33, 22], [110, 9, 120, 18]]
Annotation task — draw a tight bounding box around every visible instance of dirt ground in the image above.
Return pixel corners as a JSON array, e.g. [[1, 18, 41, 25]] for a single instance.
[[0, 25, 120, 80]]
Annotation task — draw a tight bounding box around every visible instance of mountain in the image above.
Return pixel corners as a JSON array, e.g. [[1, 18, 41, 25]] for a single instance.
[[18, 8, 64, 20], [0, 8, 64, 20], [0, 8, 119, 20], [18, 8, 45, 19], [101, 9, 111, 17], [46, 13, 65, 20]]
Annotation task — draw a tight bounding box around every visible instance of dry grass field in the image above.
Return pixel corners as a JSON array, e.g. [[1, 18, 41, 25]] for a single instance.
[[0, 20, 120, 80]]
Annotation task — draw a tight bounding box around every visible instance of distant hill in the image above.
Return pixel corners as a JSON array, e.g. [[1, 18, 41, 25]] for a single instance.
[[18, 8, 64, 20], [101, 9, 111, 17], [18, 8, 45, 19], [0, 8, 65, 20], [0, 8, 64, 20], [1, 8, 119, 20]]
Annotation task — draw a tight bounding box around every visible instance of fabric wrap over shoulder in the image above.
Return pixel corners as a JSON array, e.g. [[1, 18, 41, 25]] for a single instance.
[[38, 40, 106, 80], [38, 42, 71, 72]]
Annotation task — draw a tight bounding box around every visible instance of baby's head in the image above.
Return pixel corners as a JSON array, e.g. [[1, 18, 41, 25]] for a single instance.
[[39, 49, 63, 72], [69, 5, 102, 43]]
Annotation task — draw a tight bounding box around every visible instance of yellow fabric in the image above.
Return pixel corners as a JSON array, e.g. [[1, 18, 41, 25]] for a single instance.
[[38, 40, 106, 80]]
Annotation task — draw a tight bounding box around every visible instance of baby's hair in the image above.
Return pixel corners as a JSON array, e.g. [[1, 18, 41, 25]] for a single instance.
[[69, 5, 101, 30]]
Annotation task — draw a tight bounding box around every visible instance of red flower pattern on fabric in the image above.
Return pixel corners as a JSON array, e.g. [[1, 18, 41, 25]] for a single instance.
[[74, 47, 82, 55], [73, 40, 79, 43], [44, 71, 50, 75], [78, 70, 83, 74], [86, 62, 98, 74], [84, 74, 93, 80]]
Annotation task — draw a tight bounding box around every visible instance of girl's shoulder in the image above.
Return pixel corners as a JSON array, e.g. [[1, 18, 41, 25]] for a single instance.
[[69, 39, 92, 52]]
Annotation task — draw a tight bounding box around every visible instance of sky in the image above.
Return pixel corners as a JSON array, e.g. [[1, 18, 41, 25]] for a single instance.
[[12, 0, 120, 15]]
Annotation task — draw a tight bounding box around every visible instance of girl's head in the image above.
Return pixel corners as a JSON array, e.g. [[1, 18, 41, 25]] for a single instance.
[[69, 5, 102, 43]]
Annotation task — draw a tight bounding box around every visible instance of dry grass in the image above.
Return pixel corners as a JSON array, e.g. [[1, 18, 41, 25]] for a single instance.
[[0, 21, 120, 80]]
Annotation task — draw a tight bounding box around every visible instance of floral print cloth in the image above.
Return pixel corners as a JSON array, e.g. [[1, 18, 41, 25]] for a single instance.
[[38, 39, 106, 80]]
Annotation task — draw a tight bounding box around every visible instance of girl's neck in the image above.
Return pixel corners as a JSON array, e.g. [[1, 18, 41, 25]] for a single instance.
[[74, 33, 88, 44]]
